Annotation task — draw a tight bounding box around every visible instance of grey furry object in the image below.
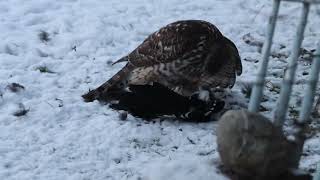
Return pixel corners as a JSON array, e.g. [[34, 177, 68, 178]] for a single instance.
[[217, 110, 304, 180]]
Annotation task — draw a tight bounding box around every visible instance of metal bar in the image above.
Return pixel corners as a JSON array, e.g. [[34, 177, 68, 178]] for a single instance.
[[248, 0, 281, 112], [298, 44, 320, 124], [314, 162, 320, 180], [273, 2, 310, 128], [282, 0, 320, 4]]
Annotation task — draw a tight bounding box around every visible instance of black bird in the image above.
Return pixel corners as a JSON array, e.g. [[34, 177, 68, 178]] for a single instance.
[[109, 83, 225, 121]]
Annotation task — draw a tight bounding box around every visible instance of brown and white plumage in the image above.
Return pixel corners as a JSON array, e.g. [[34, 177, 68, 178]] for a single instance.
[[83, 20, 242, 102]]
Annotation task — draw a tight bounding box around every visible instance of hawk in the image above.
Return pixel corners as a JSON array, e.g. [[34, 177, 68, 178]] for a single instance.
[[82, 20, 242, 103]]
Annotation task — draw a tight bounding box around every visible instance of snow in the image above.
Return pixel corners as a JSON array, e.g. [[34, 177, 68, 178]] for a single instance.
[[0, 0, 319, 179]]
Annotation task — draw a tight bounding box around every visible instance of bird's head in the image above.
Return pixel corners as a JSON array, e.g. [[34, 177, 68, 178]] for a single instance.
[[223, 36, 242, 76], [206, 36, 242, 76]]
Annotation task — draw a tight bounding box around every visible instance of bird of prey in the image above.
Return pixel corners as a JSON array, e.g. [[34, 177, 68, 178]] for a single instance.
[[82, 20, 242, 103]]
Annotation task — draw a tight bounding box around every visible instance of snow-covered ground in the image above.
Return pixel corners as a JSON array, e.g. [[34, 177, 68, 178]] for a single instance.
[[0, 0, 319, 179]]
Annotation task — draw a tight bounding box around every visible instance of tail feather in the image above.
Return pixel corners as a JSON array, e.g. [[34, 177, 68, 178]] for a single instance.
[[112, 56, 129, 65], [82, 62, 134, 102]]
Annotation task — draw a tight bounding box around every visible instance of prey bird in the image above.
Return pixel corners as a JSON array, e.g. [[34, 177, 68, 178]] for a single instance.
[[109, 82, 225, 121]]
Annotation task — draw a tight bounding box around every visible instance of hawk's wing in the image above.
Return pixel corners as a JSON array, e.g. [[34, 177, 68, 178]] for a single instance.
[[113, 20, 242, 90], [126, 20, 223, 67]]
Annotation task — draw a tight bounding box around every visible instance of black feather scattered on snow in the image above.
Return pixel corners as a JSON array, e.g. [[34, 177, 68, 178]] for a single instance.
[[13, 103, 29, 117], [38, 30, 50, 42], [6, 83, 25, 93]]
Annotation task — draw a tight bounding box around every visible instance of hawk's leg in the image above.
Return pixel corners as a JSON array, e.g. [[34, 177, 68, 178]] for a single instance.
[[196, 88, 226, 113], [194, 87, 214, 102], [188, 88, 225, 120], [198, 89, 211, 102]]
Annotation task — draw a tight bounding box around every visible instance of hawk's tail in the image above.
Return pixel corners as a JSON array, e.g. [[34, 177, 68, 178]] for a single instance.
[[82, 61, 135, 102]]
